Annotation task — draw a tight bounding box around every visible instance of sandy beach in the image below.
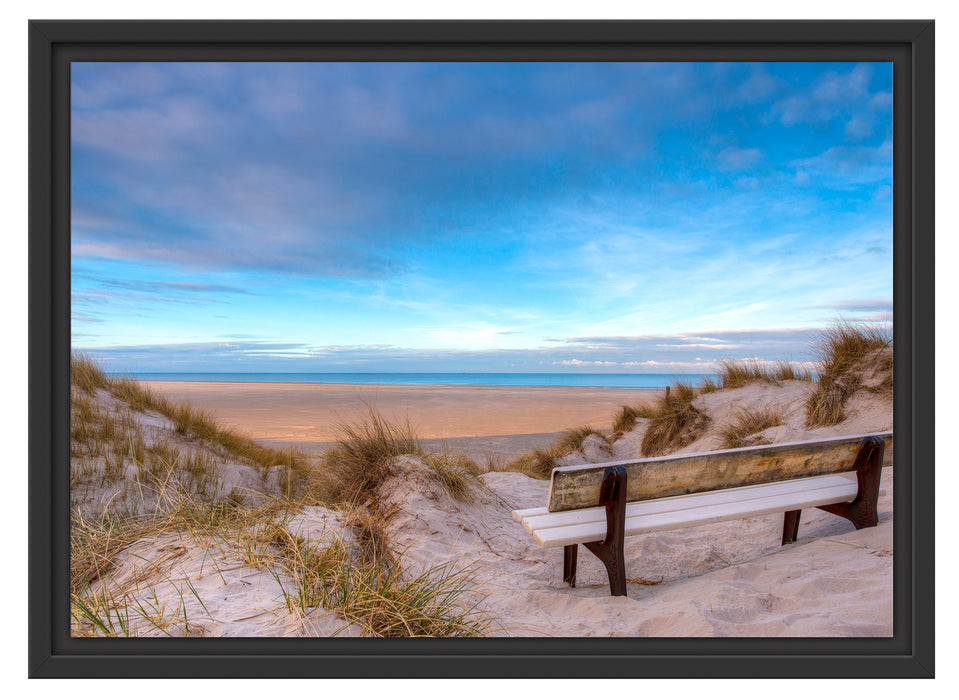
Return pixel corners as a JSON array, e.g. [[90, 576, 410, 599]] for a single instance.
[[141, 381, 664, 459], [73, 367, 895, 638], [70, 341, 894, 638]]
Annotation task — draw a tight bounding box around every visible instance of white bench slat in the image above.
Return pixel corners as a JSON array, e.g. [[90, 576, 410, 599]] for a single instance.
[[519, 474, 857, 534], [513, 473, 857, 532], [525, 479, 861, 548]]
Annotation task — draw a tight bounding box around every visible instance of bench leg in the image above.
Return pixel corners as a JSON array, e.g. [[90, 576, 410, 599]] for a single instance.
[[782, 509, 802, 544], [816, 436, 884, 530], [563, 544, 578, 587], [582, 465, 628, 596]]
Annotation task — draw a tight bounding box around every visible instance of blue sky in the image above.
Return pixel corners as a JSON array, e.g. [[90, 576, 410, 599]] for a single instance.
[[71, 61, 893, 373]]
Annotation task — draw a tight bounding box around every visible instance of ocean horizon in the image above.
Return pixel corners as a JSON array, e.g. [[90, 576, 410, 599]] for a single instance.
[[122, 372, 718, 388]]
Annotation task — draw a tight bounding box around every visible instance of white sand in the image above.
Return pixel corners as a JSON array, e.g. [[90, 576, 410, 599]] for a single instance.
[[72, 375, 893, 638]]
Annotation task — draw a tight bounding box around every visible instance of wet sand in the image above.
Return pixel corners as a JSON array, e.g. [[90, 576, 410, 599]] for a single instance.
[[141, 381, 664, 460]]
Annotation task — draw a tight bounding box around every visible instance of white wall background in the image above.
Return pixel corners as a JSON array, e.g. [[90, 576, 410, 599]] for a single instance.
[[1, 1, 952, 696]]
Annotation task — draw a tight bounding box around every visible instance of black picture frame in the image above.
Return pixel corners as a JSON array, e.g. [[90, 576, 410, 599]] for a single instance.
[[28, 19, 935, 678]]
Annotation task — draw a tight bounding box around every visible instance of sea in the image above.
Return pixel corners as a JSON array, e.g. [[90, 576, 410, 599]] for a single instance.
[[124, 372, 718, 388]]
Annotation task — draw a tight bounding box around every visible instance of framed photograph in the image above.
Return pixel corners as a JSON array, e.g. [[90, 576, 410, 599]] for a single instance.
[[29, 20, 934, 677]]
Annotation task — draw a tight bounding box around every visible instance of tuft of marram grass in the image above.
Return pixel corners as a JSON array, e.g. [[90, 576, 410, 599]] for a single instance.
[[867, 351, 894, 397], [502, 425, 611, 481], [770, 362, 814, 383], [71, 353, 110, 394], [315, 406, 422, 505], [717, 360, 812, 389], [640, 381, 711, 457], [70, 478, 311, 636], [611, 403, 658, 434], [70, 480, 269, 596], [805, 323, 892, 427], [72, 354, 302, 475], [422, 451, 483, 503], [502, 446, 563, 480], [170, 403, 301, 471], [719, 407, 783, 449], [555, 425, 610, 454], [262, 521, 491, 637], [697, 377, 722, 395]]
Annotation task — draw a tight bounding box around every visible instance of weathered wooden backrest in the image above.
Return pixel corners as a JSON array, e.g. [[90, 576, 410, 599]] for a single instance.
[[547, 431, 893, 512]]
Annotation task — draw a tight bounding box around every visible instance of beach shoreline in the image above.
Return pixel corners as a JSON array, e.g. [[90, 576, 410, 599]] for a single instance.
[[141, 380, 664, 457]]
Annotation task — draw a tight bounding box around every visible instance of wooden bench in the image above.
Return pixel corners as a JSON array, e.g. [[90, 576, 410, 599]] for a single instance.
[[512, 432, 892, 596]]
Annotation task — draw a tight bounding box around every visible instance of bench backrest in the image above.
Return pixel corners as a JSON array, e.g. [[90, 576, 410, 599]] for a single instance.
[[547, 431, 893, 512]]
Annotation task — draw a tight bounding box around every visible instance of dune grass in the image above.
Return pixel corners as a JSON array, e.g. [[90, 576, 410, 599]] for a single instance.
[[69, 480, 269, 596], [71, 354, 301, 472], [70, 486, 285, 637], [503, 425, 612, 480], [71, 386, 228, 505], [555, 426, 611, 454], [422, 451, 483, 504], [805, 323, 892, 427], [169, 403, 300, 471], [262, 522, 490, 637], [502, 445, 564, 480], [70, 357, 493, 637], [71, 587, 134, 637], [72, 576, 212, 638], [719, 407, 784, 449], [314, 406, 483, 506], [503, 381, 707, 467], [612, 405, 644, 435], [639, 381, 711, 457], [716, 360, 812, 389], [315, 407, 422, 504], [605, 362, 808, 459]]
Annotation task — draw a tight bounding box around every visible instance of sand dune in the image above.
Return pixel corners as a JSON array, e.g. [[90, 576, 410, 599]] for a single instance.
[[72, 371, 893, 637]]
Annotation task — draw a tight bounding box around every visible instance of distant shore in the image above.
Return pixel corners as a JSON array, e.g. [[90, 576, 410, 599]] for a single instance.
[[128, 372, 714, 388], [141, 381, 664, 459]]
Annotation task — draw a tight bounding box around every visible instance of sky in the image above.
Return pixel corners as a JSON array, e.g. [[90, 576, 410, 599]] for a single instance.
[[70, 61, 893, 374]]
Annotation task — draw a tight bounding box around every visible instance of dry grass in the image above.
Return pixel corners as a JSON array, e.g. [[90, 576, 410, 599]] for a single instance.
[[169, 403, 300, 471], [697, 377, 722, 395], [805, 323, 892, 427], [70, 357, 493, 637], [314, 406, 422, 505], [640, 381, 711, 457], [501, 446, 564, 480], [71, 508, 151, 595], [868, 351, 895, 396], [611, 402, 659, 434], [70, 480, 274, 596], [70, 478, 323, 638], [71, 352, 110, 394], [259, 521, 490, 637], [555, 426, 610, 454], [313, 406, 483, 506], [71, 354, 301, 473], [717, 360, 812, 389], [720, 407, 784, 449], [422, 451, 483, 503], [70, 389, 229, 509], [502, 425, 612, 480]]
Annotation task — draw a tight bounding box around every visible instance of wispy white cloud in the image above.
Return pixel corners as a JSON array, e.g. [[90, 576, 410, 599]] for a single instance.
[[716, 146, 763, 171], [71, 62, 893, 368], [770, 64, 872, 126], [791, 138, 893, 188], [75, 325, 841, 374]]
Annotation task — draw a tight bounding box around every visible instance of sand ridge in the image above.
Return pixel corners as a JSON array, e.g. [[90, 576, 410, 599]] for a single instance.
[[74, 376, 893, 637]]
